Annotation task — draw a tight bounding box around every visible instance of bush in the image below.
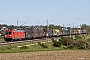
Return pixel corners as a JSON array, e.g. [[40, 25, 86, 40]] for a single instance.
[[38, 42, 42, 45], [52, 37, 90, 49], [41, 43, 48, 48], [75, 36, 82, 40], [60, 37, 73, 46], [63, 45, 68, 49], [60, 37, 74, 49], [52, 37, 74, 48], [38, 42, 48, 48], [52, 38, 62, 47], [20, 46, 28, 49], [77, 40, 88, 49], [72, 39, 89, 49], [87, 38, 90, 42], [87, 44, 90, 49]]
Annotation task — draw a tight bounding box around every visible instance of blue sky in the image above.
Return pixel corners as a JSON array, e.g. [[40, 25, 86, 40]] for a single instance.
[[0, 0, 90, 27]]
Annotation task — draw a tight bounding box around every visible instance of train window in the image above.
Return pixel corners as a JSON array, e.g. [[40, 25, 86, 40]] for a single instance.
[[5, 32, 12, 34]]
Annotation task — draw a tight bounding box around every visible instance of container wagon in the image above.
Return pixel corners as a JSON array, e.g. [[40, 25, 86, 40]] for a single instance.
[[53, 29, 60, 37], [32, 29, 39, 38], [47, 30, 53, 37], [25, 29, 33, 39], [38, 29, 44, 38], [60, 30, 68, 36]]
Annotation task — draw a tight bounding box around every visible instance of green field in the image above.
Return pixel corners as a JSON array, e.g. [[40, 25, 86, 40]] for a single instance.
[[0, 42, 63, 53], [0, 36, 5, 42]]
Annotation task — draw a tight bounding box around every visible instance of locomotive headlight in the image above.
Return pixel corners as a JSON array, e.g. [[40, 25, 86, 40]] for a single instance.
[[5, 35, 7, 37]]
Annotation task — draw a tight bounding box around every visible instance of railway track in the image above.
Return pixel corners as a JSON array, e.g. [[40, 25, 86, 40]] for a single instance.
[[0, 38, 52, 46]]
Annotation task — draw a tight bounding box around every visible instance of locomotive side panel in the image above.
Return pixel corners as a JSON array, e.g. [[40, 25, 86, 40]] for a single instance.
[[13, 30, 25, 40], [4, 30, 25, 41]]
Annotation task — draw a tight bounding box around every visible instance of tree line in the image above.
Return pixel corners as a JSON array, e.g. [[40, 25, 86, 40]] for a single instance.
[[0, 24, 90, 32]]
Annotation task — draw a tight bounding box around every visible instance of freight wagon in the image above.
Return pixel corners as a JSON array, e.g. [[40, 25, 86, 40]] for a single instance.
[[53, 29, 60, 36], [81, 30, 88, 34], [60, 30, 68, 36], [32, 29, 39, 38], [47, 29, 60, 37], [38, 29, 44, 38], [47, 30, 53, 37], [25, 29, 33, 39]]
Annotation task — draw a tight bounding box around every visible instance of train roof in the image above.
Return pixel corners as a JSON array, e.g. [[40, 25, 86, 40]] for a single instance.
[[5, 29, 25, 32]]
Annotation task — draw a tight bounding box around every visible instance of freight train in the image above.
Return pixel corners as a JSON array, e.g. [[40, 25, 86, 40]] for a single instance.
[[4, 28, 88, 42]]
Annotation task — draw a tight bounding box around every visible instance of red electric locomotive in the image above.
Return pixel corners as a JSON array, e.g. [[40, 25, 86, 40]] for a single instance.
[[4, 29, 25, 42]]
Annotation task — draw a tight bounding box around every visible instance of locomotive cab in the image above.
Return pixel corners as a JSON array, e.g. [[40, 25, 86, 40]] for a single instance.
[[4, 30, 12, 42]]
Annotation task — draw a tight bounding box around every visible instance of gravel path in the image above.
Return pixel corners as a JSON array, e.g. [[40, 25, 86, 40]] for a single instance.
[[0, 50, 90, 60]]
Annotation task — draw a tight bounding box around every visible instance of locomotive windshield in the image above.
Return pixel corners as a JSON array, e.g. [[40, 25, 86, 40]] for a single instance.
[[5, 32, 12, 34]]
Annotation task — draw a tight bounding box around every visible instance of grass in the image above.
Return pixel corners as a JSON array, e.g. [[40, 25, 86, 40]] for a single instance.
[[0, 36, 5, 42], [0, 42, 63, 53], [0, 36, 4, 39], [0, 39, 5, 42]]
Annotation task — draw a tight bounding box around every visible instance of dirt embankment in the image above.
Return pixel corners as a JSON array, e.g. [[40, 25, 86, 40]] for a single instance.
[[0, 50, 90, 60]]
